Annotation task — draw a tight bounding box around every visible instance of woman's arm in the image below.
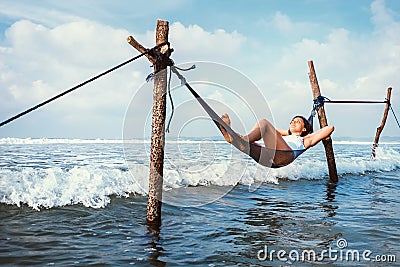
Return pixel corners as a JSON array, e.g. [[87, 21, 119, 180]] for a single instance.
[[303, 125, 334, 148]]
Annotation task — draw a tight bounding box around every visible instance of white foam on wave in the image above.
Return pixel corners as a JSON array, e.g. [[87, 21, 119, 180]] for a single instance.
[[333, 140, 400, 145], [159, 147, 400, 187], [336, 147, 400, 175], [163, 160, 253, 188], [0, 166, 145, 210], [268, 159, 329, 181], [262, 147, 400, 181]]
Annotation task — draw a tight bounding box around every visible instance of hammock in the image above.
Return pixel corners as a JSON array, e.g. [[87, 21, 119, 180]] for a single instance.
[[171, 66, 307, 168]]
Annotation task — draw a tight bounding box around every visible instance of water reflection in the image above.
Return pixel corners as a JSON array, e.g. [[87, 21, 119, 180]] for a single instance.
[[239, 182, 341, 256], [145, 227, 166, 267], [145, 217, 166, 266], [322, 181, 339, 218]]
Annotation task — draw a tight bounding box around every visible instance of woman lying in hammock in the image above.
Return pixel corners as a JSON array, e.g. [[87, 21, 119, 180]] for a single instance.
[[219, 113, 334, 167]]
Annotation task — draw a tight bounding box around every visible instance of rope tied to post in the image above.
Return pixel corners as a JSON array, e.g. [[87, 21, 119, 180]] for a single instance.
[[311, 96, 328, 115]]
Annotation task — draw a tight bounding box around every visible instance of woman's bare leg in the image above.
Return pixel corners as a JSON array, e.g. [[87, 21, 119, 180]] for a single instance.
[[242, 121, 263, 143], [220, 114, 294, 165], [245, 119, 294, 165], [220, 114, 290, 150], [243, 119, 291, 150]]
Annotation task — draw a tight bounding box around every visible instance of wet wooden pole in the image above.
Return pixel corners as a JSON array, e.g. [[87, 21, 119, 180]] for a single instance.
[[308, 60, 339, 183], [127, 20, 171, 227], [371, 87, 392, 158]]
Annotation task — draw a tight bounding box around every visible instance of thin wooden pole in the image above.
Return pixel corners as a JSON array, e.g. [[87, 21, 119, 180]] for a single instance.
[[371, 87, 392, 158], [127, 20, 171, 228], [146, 20, 169, 227], [308, 60, 339, 183]]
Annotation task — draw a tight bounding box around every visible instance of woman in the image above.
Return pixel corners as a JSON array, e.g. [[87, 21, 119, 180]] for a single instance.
[[220, 113, 334, 165]]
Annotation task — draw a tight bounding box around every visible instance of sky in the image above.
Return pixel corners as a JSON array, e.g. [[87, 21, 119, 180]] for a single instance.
[[0, 0, 399, 139]]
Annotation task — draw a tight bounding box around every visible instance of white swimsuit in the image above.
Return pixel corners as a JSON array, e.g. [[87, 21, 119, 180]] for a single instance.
[[282, 135, 305, 151]]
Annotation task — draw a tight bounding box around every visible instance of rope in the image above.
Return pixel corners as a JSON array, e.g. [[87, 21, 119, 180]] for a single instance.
[[311, 95, 400, 132], [390, 105, 400, 129], [308, 95, 391, 132], [0, 42, 169, 128], [324, 100, 389, 104], [306, 96, 326, 131], [313, 95, 389, 107], [165, 64, 196, 133], [165, 67, 174, 133]]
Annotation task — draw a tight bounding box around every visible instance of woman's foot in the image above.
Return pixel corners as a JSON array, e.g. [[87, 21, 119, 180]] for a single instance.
[[219, 113, 232, 143]]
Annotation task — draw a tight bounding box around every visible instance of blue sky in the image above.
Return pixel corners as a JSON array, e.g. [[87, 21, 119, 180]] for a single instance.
[[0, 0, 399, 139]]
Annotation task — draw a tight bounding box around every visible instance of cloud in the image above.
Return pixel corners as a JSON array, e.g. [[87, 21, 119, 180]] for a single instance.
[[0, 1, 83, 28], [1, 20, 136, 104], [272, 11, 318, 36], [247, 0, 400, 137], [0, 0, 189, 29], [0, 19, 247, 138], [0, 0, 399, 138], [0, 19, 148, 138], [271, 5, 399, 100], [170, 22, 246, 63], [370, 0, 397, 28]]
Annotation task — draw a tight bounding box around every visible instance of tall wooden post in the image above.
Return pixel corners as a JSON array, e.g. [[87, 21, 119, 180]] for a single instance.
[[127, 20, 171, 227], [308, 60, 338, 183], [147, 20, 169, 226], [371, 87, 392, 158]]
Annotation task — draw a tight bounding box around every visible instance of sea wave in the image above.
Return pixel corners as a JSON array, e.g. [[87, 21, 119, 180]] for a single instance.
[[1, 144, 399, 210], [270, 147, 400, 180], [2, 137, 399, 145], [0, 166, 147, 210], [333, 140, 400, 145]]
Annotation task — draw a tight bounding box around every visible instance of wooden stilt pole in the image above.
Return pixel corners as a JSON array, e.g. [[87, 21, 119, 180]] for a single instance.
[[371, 87, 392, 158], [308, 61, 338, 183], [146, 20, 169, 227], [127, 20, 171, 228]]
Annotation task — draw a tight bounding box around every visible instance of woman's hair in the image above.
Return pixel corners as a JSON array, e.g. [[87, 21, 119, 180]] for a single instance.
[[288, 115, 313, 137]]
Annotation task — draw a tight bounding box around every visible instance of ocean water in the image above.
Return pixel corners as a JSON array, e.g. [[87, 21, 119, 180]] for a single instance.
[[0, 137, 399, 266]]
